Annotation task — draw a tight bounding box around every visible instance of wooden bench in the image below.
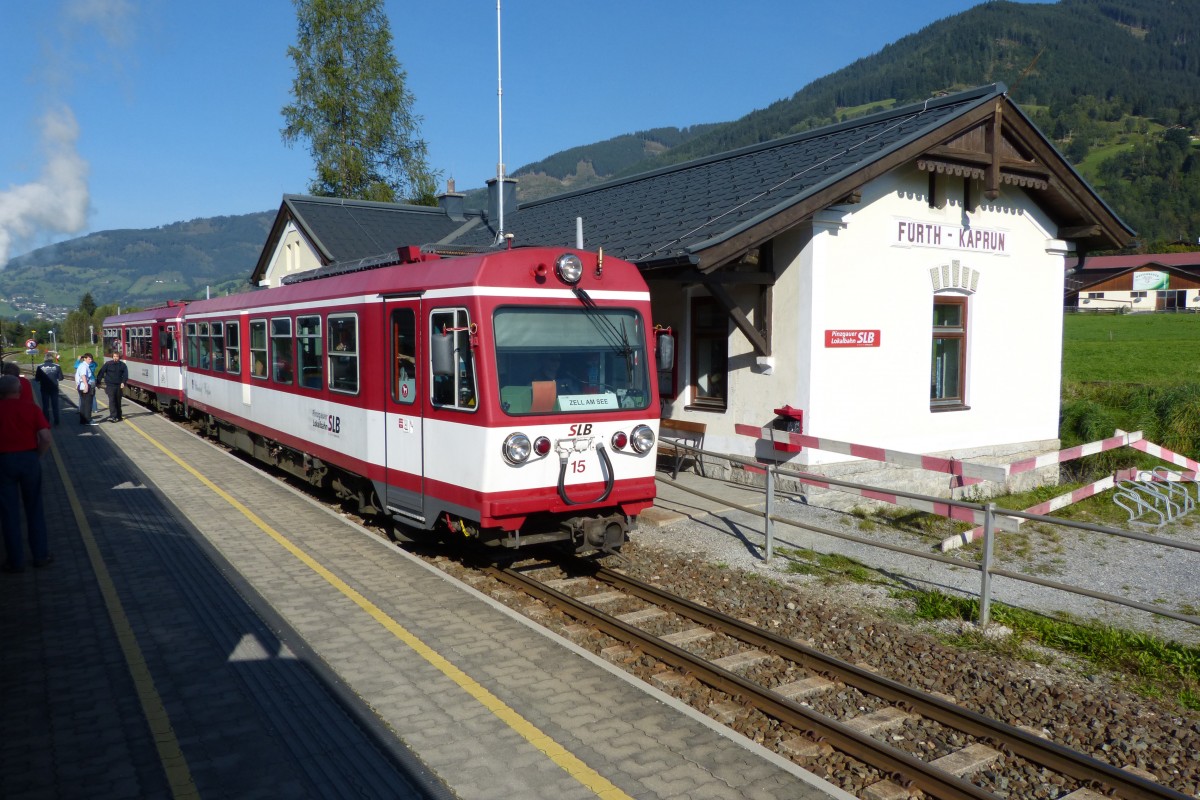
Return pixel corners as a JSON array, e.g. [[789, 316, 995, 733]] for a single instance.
[[657, 418, 707, 479]]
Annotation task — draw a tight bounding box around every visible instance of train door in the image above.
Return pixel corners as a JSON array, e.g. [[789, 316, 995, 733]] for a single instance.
[[382, 299, 425, 523]]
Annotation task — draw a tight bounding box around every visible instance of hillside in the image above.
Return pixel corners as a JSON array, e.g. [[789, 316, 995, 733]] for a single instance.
[[3, 0, 1198, 319], [0, 213, 272, 317]]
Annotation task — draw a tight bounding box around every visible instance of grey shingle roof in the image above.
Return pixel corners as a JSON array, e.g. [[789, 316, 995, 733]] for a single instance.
[[266, 83, 1131, 278], [282, 195, 482, 261], [467, 85, 1010, 265]]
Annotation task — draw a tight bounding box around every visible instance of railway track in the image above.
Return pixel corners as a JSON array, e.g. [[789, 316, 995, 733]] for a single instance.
[[488, 559, 1191, 800], [123, 395, 1197, 798]]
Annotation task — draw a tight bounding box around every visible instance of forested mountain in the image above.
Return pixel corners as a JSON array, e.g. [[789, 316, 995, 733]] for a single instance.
[[0, 213, 273, 316], [3, 0, 1197, 318]]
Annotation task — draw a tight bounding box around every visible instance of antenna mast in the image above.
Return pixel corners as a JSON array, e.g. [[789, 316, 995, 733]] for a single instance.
[[495, 0, 505, 242]]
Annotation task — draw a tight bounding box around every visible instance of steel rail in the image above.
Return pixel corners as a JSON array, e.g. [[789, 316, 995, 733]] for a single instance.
[[589, 566, 1191, 800], [492, 566, 999, 800]]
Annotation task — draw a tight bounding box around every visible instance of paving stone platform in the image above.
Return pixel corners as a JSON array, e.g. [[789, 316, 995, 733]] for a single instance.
[[0, 398, 850, 799]]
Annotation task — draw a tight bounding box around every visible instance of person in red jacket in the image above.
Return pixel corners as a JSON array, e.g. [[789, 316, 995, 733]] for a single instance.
[[0, 374, 52, 572], [2, 361, 34, 404]]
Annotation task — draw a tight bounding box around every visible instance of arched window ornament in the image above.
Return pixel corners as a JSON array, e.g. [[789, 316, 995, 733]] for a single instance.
[[930, 260, 980, 293]]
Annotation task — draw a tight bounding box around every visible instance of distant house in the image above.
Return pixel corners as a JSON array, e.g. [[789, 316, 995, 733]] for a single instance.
[[1065, 252, 1200, 312], [254, 84, 1133, 501]]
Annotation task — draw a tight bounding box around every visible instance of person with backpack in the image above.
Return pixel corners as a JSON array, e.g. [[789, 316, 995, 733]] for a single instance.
[[34, 353, 63, 426]]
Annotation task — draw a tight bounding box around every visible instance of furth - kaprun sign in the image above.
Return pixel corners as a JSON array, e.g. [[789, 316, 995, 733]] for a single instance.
[[893, 218, 1008, 254]]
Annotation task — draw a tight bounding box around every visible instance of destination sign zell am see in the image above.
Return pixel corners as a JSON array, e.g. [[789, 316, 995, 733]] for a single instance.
[[825, 330, 880, 347]]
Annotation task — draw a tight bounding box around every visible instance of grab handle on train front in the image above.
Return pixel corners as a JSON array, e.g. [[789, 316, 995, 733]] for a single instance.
[[557, 445, 614, 506]]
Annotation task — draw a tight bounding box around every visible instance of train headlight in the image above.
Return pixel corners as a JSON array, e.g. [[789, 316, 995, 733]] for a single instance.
[[555, 253, 583, 285], [611, 431, 628, 450], [503, 432, 532, 464], [630, 424, 655, 454]]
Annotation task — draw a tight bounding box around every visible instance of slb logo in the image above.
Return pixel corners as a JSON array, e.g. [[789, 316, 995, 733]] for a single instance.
[[567, 423, 592, 436]]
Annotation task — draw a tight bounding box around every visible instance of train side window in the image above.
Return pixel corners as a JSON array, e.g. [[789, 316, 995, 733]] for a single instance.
[[271, 317, 293, 384], [297, 315, 323, 389], [391, 309, 416, 404], [211, 322, 225, 372], [328, 314, 358, 394], [249, 320, 267, 379], [197, 322, 213, 369], [160, 325, 178, 363], [187, 323, 199, 368], [225, 322, 240, 375], [430, 308, 476, 411]]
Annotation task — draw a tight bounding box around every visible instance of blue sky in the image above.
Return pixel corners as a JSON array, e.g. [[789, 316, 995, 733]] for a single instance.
[[0, 0, 1040, 264]]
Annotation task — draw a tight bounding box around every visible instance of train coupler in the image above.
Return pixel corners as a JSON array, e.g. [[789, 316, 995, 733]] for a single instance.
[[562, 513, 629, 555]]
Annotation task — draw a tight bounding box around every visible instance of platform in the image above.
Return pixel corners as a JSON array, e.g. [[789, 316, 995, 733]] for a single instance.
[[0, 394, 850, 799]]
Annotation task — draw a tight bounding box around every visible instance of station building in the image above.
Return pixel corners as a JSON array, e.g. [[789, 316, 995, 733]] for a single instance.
[[252, 84, 1133, 502]]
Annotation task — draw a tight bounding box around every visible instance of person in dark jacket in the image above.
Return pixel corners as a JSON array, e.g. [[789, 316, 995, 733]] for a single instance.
[[34, 353, 64, 426], [95, 350, 129, 423]]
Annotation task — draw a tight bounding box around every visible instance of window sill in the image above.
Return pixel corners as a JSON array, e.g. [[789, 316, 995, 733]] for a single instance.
[[930, 402, 971, 413], [684, 403, 727, 414]]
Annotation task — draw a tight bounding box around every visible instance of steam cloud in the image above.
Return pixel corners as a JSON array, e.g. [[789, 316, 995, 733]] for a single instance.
[[0, 105, 91, 268], [0, 0, 135, 269]]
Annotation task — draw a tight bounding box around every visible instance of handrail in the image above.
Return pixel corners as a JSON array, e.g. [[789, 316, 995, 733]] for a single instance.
[[656, 444, 1200, 629]]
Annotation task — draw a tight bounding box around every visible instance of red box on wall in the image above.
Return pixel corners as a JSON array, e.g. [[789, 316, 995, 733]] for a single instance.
[[771, 405, 804, 452]]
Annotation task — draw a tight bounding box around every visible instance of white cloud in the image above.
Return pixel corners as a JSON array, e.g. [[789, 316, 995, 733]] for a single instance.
[[0, 105, 90, 267]]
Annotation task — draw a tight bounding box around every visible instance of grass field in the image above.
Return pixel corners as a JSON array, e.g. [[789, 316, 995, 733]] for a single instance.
[[1062, 312, 1200, 385]]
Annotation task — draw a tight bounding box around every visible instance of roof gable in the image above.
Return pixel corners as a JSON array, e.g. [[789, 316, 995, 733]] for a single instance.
[[251, 194, 487, 284]]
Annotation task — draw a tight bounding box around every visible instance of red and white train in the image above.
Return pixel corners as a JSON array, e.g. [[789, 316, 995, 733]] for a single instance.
[[104, 246, 670, 553]]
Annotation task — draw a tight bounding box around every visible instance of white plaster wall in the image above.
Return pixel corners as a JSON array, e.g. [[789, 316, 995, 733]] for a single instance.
[[261, 222, 324, 288], [697, 163, 1070, 468]]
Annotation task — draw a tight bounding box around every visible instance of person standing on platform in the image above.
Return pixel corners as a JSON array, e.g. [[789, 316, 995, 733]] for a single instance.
[[34, 353, 64, 426], [0, 374, 52, 573], [2, 361, 35, 404], [95, 350, 128, 423], [75, 353, 98, 426]]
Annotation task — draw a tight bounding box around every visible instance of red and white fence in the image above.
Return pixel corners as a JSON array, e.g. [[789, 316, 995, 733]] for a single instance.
[[733, 424, 1196, 549]]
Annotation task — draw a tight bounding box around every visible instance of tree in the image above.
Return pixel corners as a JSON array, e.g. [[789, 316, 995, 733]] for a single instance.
[[79, 292, 96, 317], [281, 0, 439, 205]]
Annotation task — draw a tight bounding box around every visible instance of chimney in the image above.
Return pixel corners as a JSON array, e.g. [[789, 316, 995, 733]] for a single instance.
[[437, 179, 466, 222], [486, 177, 518, 232]]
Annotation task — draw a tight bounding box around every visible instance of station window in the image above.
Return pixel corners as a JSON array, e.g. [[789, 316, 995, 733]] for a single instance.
[[297, 315, 323, 389], [271, 317, 293, 384], [391, 309, 416, 404], [224, 322, 240, 374], [249, 320, 267, 379], [689, 296, 728, 411], [328, 314, 358, 394], [931, 295, 968, 409], [430, 308, 476, 410]]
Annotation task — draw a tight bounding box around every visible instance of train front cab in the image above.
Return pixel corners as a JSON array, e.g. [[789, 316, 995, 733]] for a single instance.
[[377, 251, 672, 554]]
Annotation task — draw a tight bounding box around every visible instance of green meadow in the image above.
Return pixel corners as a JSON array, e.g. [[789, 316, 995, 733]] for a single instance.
[[1060, 312, 1200, 472]]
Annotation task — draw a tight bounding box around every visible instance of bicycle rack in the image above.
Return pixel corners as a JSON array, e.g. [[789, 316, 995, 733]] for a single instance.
[[1113, 473, 1196, 526]]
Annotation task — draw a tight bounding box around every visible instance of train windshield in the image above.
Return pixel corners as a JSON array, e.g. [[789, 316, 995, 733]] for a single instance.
[[494, 307, 651, 414]]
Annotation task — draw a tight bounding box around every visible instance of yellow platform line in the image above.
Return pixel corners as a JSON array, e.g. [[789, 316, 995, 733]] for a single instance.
[[49, 439, 198, 800], [125, 420, 633, 800]]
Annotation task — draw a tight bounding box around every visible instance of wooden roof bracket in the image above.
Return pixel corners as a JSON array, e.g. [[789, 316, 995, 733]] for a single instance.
[[986, 104, 1002, 200], [709, 282, 771, 358]]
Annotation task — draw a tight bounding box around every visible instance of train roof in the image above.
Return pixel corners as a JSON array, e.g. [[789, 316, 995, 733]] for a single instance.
[[180, 246, 646, 317]]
